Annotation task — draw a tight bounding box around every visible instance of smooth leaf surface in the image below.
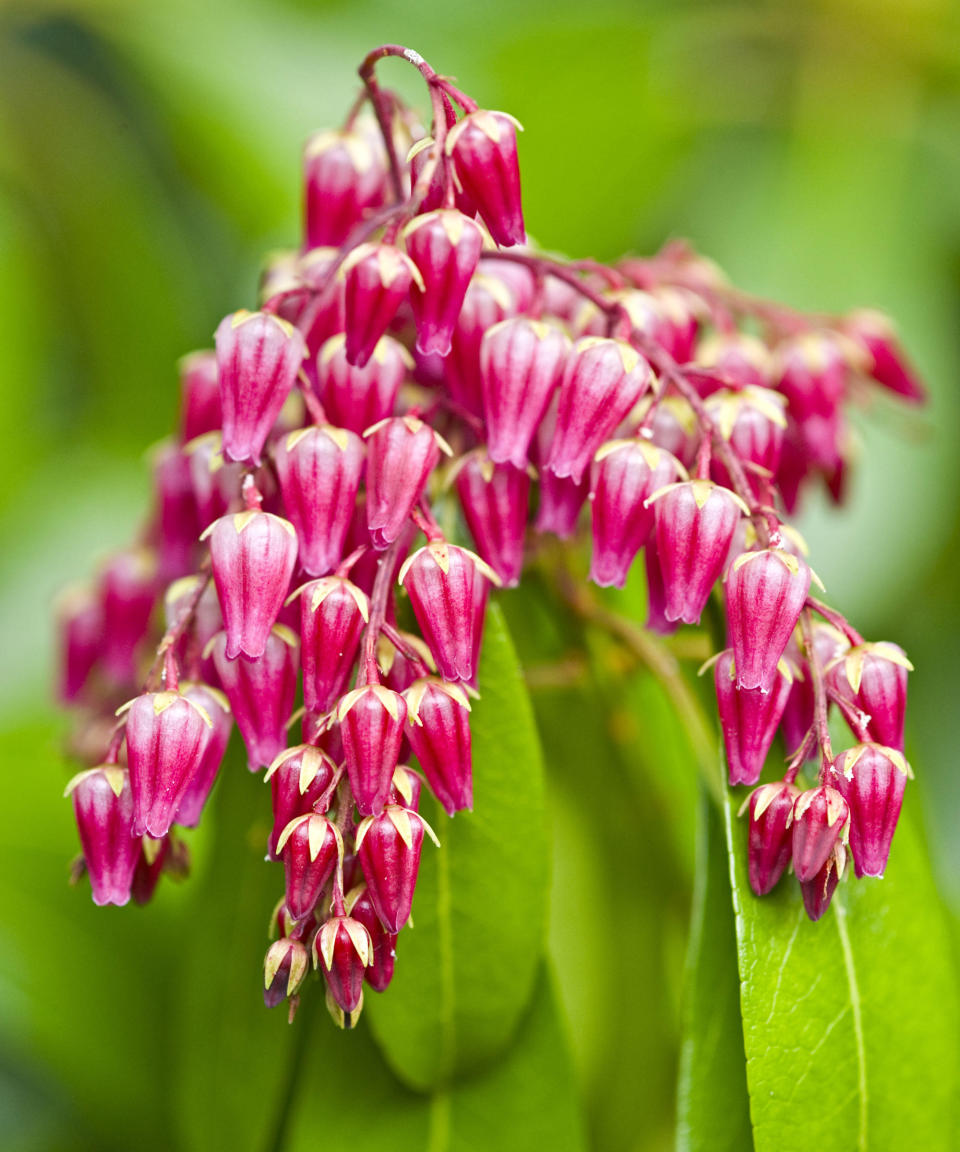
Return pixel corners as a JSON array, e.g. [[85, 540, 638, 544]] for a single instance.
[[724, 791, 959, 1152], [676, 793, 752, 1152], [287, 966, 585, 1152], [366, 602, 550, 1089]]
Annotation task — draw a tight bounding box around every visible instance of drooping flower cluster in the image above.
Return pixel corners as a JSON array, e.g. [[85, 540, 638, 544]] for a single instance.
[[58, 43, 924, 1027]]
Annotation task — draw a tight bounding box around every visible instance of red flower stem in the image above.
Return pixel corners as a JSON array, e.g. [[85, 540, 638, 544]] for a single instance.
[[801, 607, 833, 772], [360, 536, 404, 684], [412, 501, 444, 542], [805, 597, 865, 646], [784, 728, 816, 783]]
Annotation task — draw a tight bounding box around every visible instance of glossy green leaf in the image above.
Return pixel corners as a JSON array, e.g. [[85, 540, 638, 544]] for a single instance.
[[365, 602, 549, 1089], [287, 965, 585, 1152], [723, 791, 959, 1152], [676, 792, 752, 1152]]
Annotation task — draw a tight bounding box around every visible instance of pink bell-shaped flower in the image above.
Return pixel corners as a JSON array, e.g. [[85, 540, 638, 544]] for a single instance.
[[799, 844, 845, 922], [276, 812, 342, 922], [341, 243, 423, 368], [545, 338, 653, 485], [399, 542, 500, 683], [177, 349, 222, 444], [98, 548, 158, 686], [356, 805, 438, 933], [714, 650, 793, 786], [215, 310, 306, 467], [843, 309, 926, 404], [402, 210, 484, 356], [830, 743, 910, 878], [295, 577, 370, 715], [824, 642, 912, 752], [446, 110, 525, 247], [364, 416, 448, 549], [725, 549, 811, 691], [455, 453, 530, 588], [264, 744, 339, 860], [347, 886, 397, 992], [745, 781, 801, 896], [404, 678, 474, 815], [313, 915, 373, 1019], [65, 764, 141, 906], [302, 128, 387, 249], [56, 586, 104, 705], [791, 785, 849, 884], [263, 937, 310, 1009], [174, 683, 233, 827], [316, 334, 412, 437], [122, 689, 213, 838], [443, 274, 516, 417], [274, 425, 365, 577], [338, 684, 408, 816]]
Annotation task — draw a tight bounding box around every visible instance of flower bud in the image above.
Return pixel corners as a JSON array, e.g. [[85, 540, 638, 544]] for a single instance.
[[800, 843, 845, 922], [98, 549, 158, 685], [164, 575, 223, 686], [404, 679, 473, 815], [403, 210, 484, 356], [399, 543, 499, 683], [535, 471, 590, 540], [650, 480, 747, 625], [842, 309, 926, 404], [643, 535, 678, 635], [824, 642, 911, 752], [205, 509, 298, 661], [178, 349, 222, 444], [481, 317, 570, 469], [389, 765, 423, 811], [745, 781, 801, 896], [313, 915, 372, 1016], [706, 387, 786, 495], [830, 744, 910, 878], [274, 425, 365, 577], [264, 744, 339, 860], [316, 334, 412, 437], [276, 812, 342, 922], [589, 440, 685, 589], [296, 577, 369, 715], [151, 442, 203, 582], [775, 331, 851, 424], [65, 765, 140, 906], [185, 433, 242, 526], [410, 137, 476, 216], [696, 332, 771, 392], [263, 937, 310, 1008], [714, 651, 793, 786], [174, 683, 232, 827], [215, 310, 306, 467], [444, 274, 515, 416], [56, 586, 104, 704], [356, 805, 438, 933], [365, 416, 446, 550], [341, 243, 423, 368], [546, 338, 653, 484], [123, 690, 213, 838], [338, 685, 408, 816], [725, 550, 811, 691], [791, 785, 849, 884], [303, 129, 387, 249], [346, 886, 397, 992], [455, 453, 530, 588], [447, 110, 525, 247], [211, 626, 299, 770]]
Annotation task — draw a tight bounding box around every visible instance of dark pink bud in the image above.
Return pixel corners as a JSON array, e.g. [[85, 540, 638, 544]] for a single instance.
[[123, 690, 213, 838], [151, 442, 203, 582], [211, 626, 299, 770], [274, 425, 365, 576], [317, 333, 411, 437], [481, 317, 570, 468], [356, 805, 438, 933], [644, 535, 678, 635], [725, 550, 811, 691], [365, 416, 447, 549], [444, 274, 515, 416], [410, 137, 476, 216], [791, 785, 849, 884], [66, 765, 140, 906], [174, 683, 232, 827], [589, 440, 685, 589], [295, 577, 369, 714], [843, 310, 926, 403], [98, 549, 158, 685], [338, 685, 408, 816], [205, 509, 298, 661], [830, 744, 910, 878], [215, 310, 306, 467], [402, 210, 484, 356], [265, 744, 339, 860], [130, 835, 171, 906], [404, 679, 473, 815], [276, 812, 342, 922], [347, 886, 397, 992], [800, 844, 845, 922], [714, 650, 793, 786], [56, 586, 103, 704], [341, 243, 422, 368], [775, 331, 850, 423], [696, 332, 771, 391], [178, 350, 222, 444], [389, 765, 423, 811], [446, 110, 525, 247], [651, 480, 747, 625], [546, 338, 653, 484], [706, 388, 786, 495], [313, 915, 373, 1016], [263, 937, 310, 1008], [645, 395, 699, 470], [650, 286, 700, 364], [184, 433, 243, 526], [455, 453, 530, 588], [745, 781, 801, 896], [303, 129, 387, 248], [825, 642, 911, 752], [400, 542, 499, 683]]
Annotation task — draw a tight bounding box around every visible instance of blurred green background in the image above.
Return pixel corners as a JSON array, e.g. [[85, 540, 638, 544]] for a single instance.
[[1, 1, 959, 1149]]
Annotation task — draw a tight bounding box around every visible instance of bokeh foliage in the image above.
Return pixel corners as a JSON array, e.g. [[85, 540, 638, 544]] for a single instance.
[[2, 2, 959, 1149]]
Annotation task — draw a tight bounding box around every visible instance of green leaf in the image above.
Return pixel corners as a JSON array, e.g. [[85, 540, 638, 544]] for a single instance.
[[723, 791, 960, 1152], [676, 792, 752, 1152], [287, 965, 585, 1152], [365, 602, 550, 1089]]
